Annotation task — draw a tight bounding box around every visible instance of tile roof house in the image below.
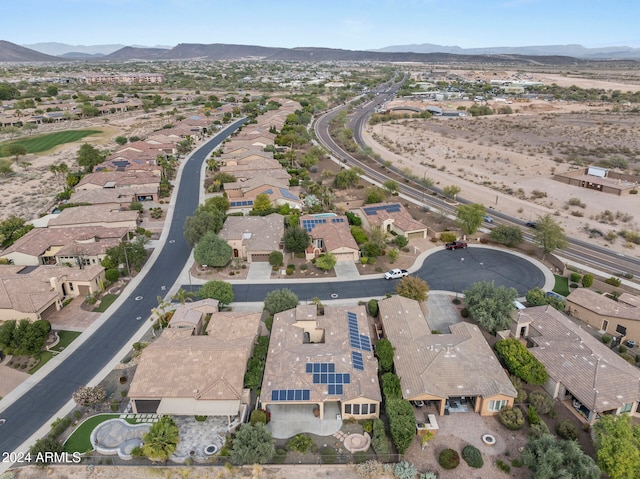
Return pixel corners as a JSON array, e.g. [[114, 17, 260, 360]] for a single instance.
[[75, 171, 160, 192], [46, 205, 139, 231], [300, 214, 359, 262], [512, 305, 640, 423], [0, 264, 105, 322], [168, 298, 219, 336], [379, 296, 517, 416], [219, 214, 284, 263], [1, 226, 128, 267], [225, 184, 301, 215], [350, 202, 427, 240], [69, 187, 157, 207], [128, 309, 261, 421], [261, 305, 381, 430], [566, 288, 640, 344], [219, 157, 290, 182]]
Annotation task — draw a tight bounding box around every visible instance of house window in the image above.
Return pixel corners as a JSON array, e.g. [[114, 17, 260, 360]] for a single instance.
[[69, 283, 74, 291], [488, 400, 507, 412], [620, 402, 633, 413], [370, 404, 376, 414], [361, 404, 369, 415], [344, 404, 351, 414], [345, 403, 376, 416], [352, 404, 360, 415]]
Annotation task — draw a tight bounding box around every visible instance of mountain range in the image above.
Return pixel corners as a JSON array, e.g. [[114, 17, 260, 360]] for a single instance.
[[1, 39, 639, 63], [373, 43, 640, 60]]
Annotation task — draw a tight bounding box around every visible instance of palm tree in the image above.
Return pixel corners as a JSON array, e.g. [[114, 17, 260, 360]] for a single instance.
[[151, 296, 172, 334], [171, 288, 194, 305], [140, 416, 179, 462]]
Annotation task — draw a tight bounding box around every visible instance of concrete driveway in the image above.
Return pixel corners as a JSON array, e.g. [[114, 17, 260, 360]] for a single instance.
[[334, 261, 360, 279], [247, 262, 272, 280], [425, 292, 462, 334]]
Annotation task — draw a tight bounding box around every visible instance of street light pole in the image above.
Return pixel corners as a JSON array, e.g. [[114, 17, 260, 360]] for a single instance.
[[456, 257, 464, 299]]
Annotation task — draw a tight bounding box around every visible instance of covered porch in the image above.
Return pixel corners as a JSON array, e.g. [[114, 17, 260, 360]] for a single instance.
[[266, 402, 342, 439]]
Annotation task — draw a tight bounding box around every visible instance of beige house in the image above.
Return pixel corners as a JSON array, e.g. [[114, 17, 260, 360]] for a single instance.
[[379, 296, 517, 416], [512, 305, 640, 423], [219, 213, 284, 262], [128, 309, 261, 422], [300, 214, 359, 262], [0, 264, 105, 322], [350, 202, 427, 240], [1, 226, 128, 267], [226, 184, 301, 215], [69, 186, 158, 206], [566, 288, 640, 343], [47, 205, 139, 231], [168, 298, 219, 336], [261, 305, 381, 427], [75, 171, 160, 192]]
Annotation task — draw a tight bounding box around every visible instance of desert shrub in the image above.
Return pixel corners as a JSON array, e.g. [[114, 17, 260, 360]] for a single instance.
[[460, 308, 469, 318], [602, 333, 612, 345], [462, 444, 483, 468], [249, 409, 267, 425], [605, 276, 621, 286], [570, 272, 581, 283], [619, 344, 627, 354], [356, 460, 385, 478], [528, 391, 554, 415], [498, 406, 525, 430], [393, 461, 418, 479], [272, 448, 287, 464], [511, 458, 523, 467], [361, 420, 373, 434], [556, 419, 578, 440], [496, 459, 511, 473], [528, 405, 540, 425], [581, 273, 594, 288], [105, 268, 119, 282], [419, 473, 437, 479], [72, 385, 106, 407], [439, 448, 460, 469], [440, 231, 457, 243], [288, 434, 313, 453], [529, 421, 550, 438]]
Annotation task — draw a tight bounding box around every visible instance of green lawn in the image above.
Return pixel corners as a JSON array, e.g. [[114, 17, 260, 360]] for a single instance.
[[64, 414, 126, 454], [93, 294, 118, 313], [29, 350, 54, 374], [0, 129, 101, 157], [50, 330, 82, 352], [553, 275, 570, 297]]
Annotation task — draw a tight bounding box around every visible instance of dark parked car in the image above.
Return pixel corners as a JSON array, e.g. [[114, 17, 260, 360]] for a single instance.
[[445, 241, 467, 250], [525, 221, 538, 228], [625, 339, 636, 349]]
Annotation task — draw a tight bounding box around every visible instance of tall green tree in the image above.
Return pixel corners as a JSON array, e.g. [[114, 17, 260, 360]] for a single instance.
[[443, 185, 461, 199], [333, 167, 363, 189], [534, 214, 568, 257], [76, 143, 104, 172], [193, 231, 232, 267], [283, 226, 310, 253], [522, 434, 600, 479], [264, 288, 299, 314], [375, 338, 395, 373], [315, 252, 337, 271], [396, 276, 429, 302], [0, 215, 34, 248], [594, 414, 640, 479], [230, 423, 275, 465], [171, 288, 194, 305], [463, 281, 517, 333], [183, 206, 225, 247], [0, 158, 13, 176], [140, 416, 180, 462], [2, 144, 27, 164], [456, 203, 485, 235], [252, 193, 272, 213], [490, 224, 523, 247], [102, 238, 147, 274], [196, 280, 234, 305]]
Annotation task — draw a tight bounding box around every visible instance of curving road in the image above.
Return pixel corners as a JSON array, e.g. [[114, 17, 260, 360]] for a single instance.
[[314, 78, 640, 280], [0, 118, 248, 459], [231, 247, 546, 302]]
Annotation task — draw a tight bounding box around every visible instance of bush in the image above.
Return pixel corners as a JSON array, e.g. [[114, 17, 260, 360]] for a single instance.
[[288, 434, 313, 453], [582, 273, 594, 288], [529, 421, 550, 438], [498, 406, 525, 430], [602, 333, 612, 345], [105, 268, 120, 282], [268, 251, 283, 266], [462, 444, 483, 468], [527, 405, 540, 425], [528, 391, 554, 415], [439, 448, 460, 469], [367, 299, 379, 317], [605, 276, 621, 286], [460, 308, 469, 318], [496, 459, 511, 473], [371, 418, 390, 458], [394, 461, 418, 479], [570, 272, 582, 283], [494, 338, 548, 385], [249, 409, 267, 425], [440, 232, 457, 243], [619, 344, 627, 354], [556, 419, 578, 440]]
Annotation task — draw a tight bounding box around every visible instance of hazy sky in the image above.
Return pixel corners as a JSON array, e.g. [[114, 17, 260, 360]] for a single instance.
[[6, 0, 640, 50]]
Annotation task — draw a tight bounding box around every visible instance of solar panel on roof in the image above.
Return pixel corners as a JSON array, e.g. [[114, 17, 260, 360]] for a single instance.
[[271, 390, 278, 401], [271, 389, 310, 401], [328, 385, 335, 395], [294, 390, 302, 400], [306, 363, 313, 373]]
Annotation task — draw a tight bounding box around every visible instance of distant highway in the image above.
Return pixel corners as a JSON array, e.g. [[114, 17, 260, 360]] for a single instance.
[[314, 78, 640, 280]]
